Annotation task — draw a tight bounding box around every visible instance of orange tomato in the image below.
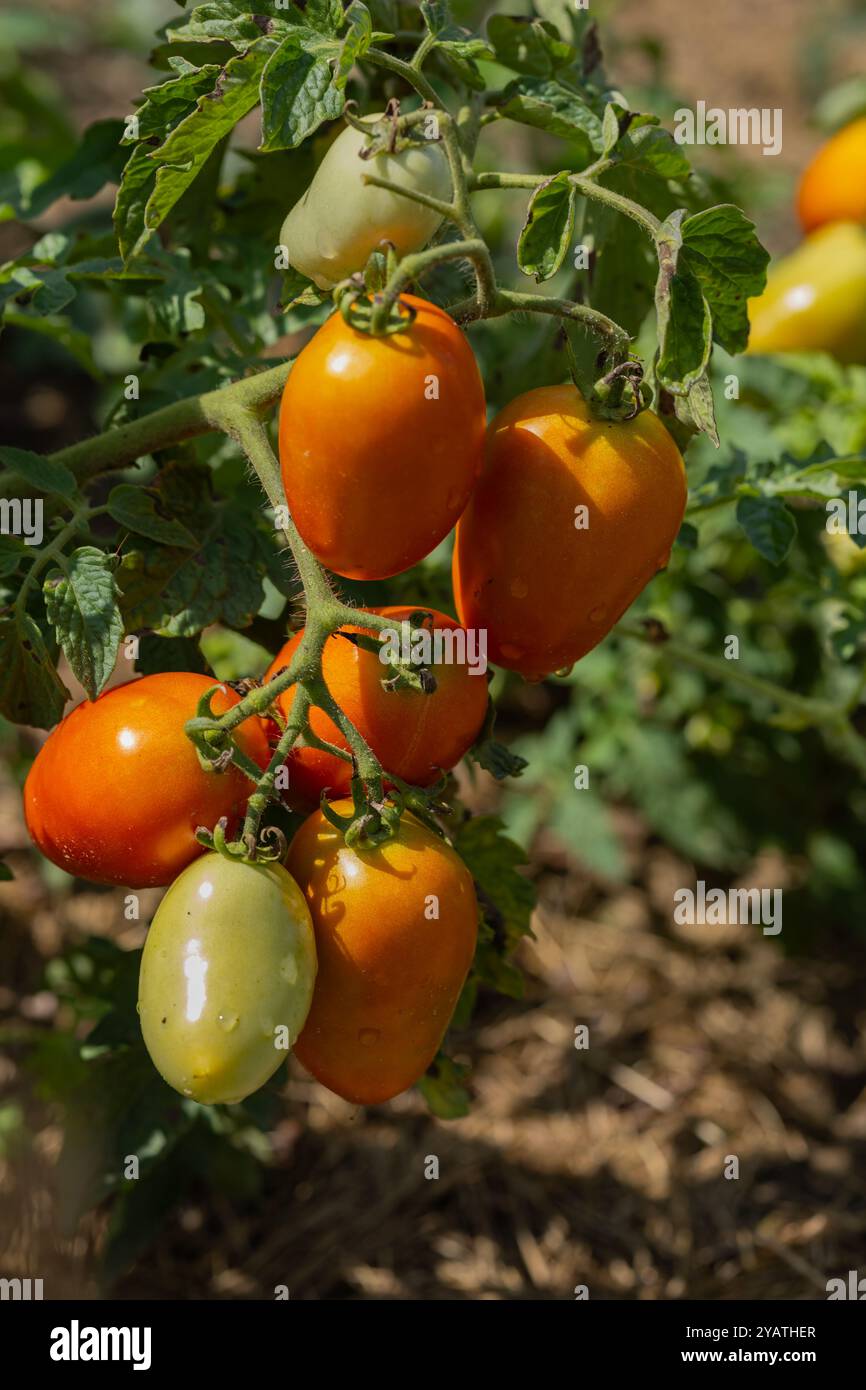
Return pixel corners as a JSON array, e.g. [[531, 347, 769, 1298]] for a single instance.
[[287, 803, 478, 1104], [798, 117, 866, 233], [263, 606, 488, 805], [23, 673, 270, 888], [278, 295, 486, 580], [452, 384, 687, 679]]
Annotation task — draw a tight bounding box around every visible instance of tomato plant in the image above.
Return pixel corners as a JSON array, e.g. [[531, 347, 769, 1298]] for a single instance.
[[5, 0, 866, 1292]]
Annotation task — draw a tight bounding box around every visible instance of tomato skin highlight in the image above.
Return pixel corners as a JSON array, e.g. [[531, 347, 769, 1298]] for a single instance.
[[798, 117, 866, 233], [23, 673, 270, 888], [263, 606, 488, 806], [278, 295, 486, 581], [287, 803, 478, 1106], [280, 115, 451, 289], [138, 853, 317, 1105], [452, 384, 688, 680], [746, 222, 866, 363]]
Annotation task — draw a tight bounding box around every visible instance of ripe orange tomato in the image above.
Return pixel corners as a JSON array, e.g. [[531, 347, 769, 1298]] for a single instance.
[[452, 384, 687, 680], [24, 672, 270, 888], [264, 606, 488, 805], [798, 117, 866, 233], [287, 803, 478, 1105], [278, 295, 486, 580]]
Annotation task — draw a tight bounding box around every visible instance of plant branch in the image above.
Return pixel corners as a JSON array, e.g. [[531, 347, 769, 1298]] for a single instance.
[[366, 46, 442, 106]]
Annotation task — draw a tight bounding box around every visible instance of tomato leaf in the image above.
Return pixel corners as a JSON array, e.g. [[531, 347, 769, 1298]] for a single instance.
[[43, 547, 124, 700], [144, 42, 274, 234], [0, 613, 69, 729], [487, 14, 576, 75], [736, 494, 797, 565], [107, 485, 199, 549], [336, 1, 373, 86], [679, 204, 770, 356], [500, 76, 603, 156], [417, 1053, 471, 1119], [454, 815, 535, 951], [134, 634, 208, 676], [517, 171, 576, 282], [0, 446, 78, 500], [165, 3, 276, 47], [260, 35, 344, 151]]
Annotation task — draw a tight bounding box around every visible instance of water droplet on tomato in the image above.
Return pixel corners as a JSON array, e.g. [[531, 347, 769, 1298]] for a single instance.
[[588, 605, 606, 625], [218, 1011, 238, 1033], [509, 577, 528, 599], [358, 1027, 380, 1046]]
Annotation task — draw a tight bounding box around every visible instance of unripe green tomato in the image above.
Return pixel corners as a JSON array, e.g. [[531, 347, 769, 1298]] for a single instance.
[[138, 853, 317, 1105], [746, 222, 866, 363], [280, 116, 450, 289]]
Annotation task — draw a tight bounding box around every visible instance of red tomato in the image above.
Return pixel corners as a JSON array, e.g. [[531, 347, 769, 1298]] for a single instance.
[[278, 295, 486, 580], [263, 606, 488, 805], [24, 673, 270, 887]]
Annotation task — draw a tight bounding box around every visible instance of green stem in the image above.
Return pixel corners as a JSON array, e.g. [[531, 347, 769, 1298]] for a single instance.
[[49, 362, 292, 483], [470, 170, 663, 238], [370, 237, 495, 332], [360, 172, 455, 221], [366, 46, 442, 107]]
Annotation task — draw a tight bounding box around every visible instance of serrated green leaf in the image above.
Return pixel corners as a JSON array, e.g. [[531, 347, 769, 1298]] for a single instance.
[[43, 547, 123, 700], [107, 484, 198, 548], [680, 204, 770, 356], [487, 14, 575, 76], [144, 43, 273, 235], [0, 446, 78, 500], [337, 1, 373, 85], [500, 77, 603, 157], [0, 613, 69, 728], [114, 143, 158, 262], [736, 494, 797, 564], [454, 815, 535, 950], [260, 35, 344, 152]]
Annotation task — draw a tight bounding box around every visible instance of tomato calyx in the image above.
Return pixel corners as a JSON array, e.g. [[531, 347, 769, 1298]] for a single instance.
[[333, 281, 417, 337], [336, 610, 439, 695], [343, 96, 441, 161], [319, 778, 404, 848], [587, 359, 653, 422], [194, 814, 288, 866]]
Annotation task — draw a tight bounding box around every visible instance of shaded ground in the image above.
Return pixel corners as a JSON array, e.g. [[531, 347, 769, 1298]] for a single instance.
[[2, 765, 865, 1299]]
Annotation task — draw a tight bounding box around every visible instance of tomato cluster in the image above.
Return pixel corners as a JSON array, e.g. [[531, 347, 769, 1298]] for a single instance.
[[24, 126, 693, 1109]]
